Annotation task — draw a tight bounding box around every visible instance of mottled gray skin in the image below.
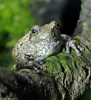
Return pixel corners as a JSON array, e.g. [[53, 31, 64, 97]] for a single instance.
[[12, 21, 84, 71]]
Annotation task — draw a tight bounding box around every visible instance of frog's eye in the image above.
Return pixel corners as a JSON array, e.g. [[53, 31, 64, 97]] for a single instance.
[[32, 29, 37, 34], [55, 23, 60, 29]]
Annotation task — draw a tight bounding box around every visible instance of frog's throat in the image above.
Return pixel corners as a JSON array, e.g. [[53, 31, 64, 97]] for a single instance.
[[33, 37, 63, 62]]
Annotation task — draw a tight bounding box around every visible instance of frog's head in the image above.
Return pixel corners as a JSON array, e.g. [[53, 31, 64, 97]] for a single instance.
[[29, 21, 62, 42], [28, 21, 63, 61]]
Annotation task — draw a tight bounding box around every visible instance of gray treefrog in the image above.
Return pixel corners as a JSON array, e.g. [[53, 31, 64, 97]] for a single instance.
[[12, 21, 84, 72]]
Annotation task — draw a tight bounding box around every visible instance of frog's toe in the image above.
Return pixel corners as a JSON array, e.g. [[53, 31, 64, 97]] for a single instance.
[[68, 40, 82, 56], [27, 60, 34, 68], [65, 41, 70, 53], [76, 51, 81, 56], [33, 66, 40, 73], [73, 46, 82, 56], [33, 66, 46, 73], [71, 45, 81, 56], [13, 64, 17, 71], [13, 64, 21, 71], [77, 45, 84, 51], [27, 60, 46, 73], [39, 61, 44, 64]]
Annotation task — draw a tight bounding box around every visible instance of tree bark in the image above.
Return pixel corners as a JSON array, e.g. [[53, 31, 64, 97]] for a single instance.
[[0, 0, 91, 100]]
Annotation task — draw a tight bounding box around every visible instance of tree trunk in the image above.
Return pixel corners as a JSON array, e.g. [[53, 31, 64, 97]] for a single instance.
[[0, 0, 91, 100]]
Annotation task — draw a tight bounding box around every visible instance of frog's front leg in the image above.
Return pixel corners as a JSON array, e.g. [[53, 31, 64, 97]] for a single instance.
[[26, 60, 46, 73], [61, 34, 84, 56], [25, 53, 46, 73]]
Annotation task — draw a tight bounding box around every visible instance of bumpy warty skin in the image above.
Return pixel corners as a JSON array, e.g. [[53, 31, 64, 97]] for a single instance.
[[12, 21, 63, 66]]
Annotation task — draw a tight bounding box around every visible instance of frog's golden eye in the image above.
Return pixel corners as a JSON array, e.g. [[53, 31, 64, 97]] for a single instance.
[[32, 29, 37, 34]]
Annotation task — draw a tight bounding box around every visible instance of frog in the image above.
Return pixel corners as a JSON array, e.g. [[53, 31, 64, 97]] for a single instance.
[[12, 21, 84, 72]]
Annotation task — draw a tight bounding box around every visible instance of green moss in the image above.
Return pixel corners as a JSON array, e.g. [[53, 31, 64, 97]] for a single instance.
[[42, 51, 76, 77], [42, 41, 91, 80], [74, 35, 82, 40], [88, 13, 91, 18]]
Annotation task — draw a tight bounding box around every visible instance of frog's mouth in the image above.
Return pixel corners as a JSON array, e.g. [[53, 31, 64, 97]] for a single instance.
[[52, 34, 63, 42], [47, 35, 63, 50], [40, 35, 63, 59]]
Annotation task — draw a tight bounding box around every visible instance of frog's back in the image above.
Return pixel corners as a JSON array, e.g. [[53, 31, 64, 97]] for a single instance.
[[12, 33, 30, 62]]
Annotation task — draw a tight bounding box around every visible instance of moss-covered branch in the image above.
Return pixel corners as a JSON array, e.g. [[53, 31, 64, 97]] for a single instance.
[[0, 39, 91, 100]]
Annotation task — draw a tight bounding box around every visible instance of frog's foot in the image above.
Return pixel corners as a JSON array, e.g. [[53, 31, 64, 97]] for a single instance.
[[13, 64, 21, 71], [65, 40, 84, 56], [27, 61, 46, 73], [13, 64, 17, 71]]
